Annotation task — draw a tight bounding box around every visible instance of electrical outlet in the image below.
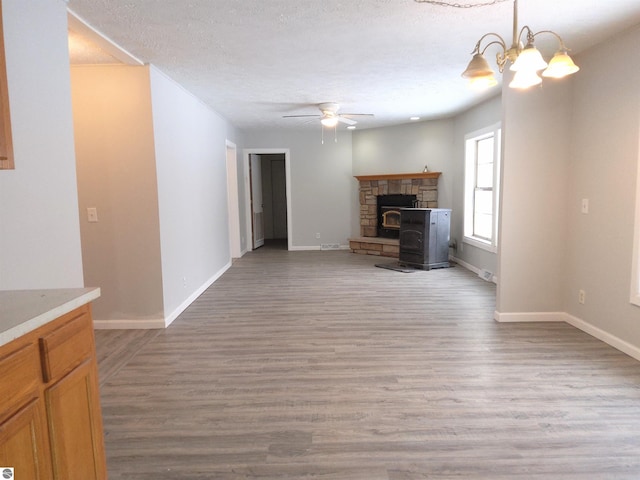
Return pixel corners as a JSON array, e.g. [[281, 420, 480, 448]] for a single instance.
[[578, 289, 586, 304], [183, 276, 187, 288], [315, 233, 321, 239]]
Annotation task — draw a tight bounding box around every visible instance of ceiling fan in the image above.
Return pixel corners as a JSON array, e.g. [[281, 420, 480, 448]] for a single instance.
[[283, 102, 373, 128]]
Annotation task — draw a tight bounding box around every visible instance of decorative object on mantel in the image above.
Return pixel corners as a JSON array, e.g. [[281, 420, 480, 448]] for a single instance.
[[415, 0, 579, 90]]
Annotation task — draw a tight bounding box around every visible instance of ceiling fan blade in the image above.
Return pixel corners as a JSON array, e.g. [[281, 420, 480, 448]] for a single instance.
[[282, 114, 321, 118], [337, 116, 357, 126], [340, 113, 375, 117]]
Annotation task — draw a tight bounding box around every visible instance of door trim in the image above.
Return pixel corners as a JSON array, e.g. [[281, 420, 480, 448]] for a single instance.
[[243, 148, 291, 251], [225, 140, 241, 258]]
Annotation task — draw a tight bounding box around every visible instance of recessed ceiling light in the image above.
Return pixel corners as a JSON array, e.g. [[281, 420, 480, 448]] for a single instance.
[[410, 116, 421, 121], [347, 125, 356, 130]]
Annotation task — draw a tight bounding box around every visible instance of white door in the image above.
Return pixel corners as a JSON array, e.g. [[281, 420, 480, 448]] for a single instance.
[[250, 154, 265, 249]]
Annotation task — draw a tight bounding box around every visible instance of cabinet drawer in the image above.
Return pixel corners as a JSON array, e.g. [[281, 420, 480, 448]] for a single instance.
[[0, 343, 41, 417], [40, 309, 94, 383]]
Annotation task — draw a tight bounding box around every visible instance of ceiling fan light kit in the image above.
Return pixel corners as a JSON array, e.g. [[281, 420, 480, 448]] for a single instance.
[[320, 116, 339, 127], [420, 0, 579, 90]]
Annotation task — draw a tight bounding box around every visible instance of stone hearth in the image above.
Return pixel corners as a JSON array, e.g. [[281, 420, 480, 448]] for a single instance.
[[349, 172, 441, 257]]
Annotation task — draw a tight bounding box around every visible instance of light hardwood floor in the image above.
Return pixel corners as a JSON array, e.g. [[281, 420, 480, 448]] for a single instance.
[[95, 244, 640, 479]]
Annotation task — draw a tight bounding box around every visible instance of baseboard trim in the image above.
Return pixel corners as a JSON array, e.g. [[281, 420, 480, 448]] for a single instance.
[[449, 256, 497, 283], [289, 245, 350, 251], [450, 255, 478, 274], [493, 310, 640, 362], [93, 261, 232, 330], [494, 311, 566, 323], [163, 260, 232, 328], [93, 318, 166, 330], [565, 313, 640, 362]]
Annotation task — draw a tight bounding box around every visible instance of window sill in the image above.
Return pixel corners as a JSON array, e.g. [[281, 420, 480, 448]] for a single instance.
[[463, 236, 497, 254]]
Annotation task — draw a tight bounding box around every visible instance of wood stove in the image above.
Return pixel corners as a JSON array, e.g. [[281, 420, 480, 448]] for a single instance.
[[399, 208, 451, 270]]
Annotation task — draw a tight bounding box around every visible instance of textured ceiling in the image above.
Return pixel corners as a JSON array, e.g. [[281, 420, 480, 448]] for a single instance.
[[66, 0, 640, 131]]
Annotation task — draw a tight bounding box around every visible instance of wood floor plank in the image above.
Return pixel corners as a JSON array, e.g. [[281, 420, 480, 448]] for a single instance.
[[95, 245, 640, 479]]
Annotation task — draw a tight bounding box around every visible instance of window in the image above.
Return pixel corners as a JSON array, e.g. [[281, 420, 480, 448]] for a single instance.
[[464, 123, 501, 252]]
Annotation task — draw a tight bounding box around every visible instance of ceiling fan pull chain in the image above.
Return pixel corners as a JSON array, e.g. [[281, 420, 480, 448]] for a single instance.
[[334, 125, 337, 143]]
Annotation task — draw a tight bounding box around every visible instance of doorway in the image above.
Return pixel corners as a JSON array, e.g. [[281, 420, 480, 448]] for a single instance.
[[244, 149, 291, 252]]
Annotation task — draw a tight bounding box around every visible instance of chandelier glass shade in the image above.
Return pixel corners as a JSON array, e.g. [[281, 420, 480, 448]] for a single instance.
[[461, 0, 579, 90]]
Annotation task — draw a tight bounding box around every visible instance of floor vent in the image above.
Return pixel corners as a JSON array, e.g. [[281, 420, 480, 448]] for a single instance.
[[479, 269, 493, 282]]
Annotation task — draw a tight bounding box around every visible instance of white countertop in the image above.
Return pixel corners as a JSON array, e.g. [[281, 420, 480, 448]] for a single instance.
[[0, 288, 101, 347]]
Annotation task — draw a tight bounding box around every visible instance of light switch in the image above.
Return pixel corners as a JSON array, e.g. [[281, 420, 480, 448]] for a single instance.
[[87, 207, 98, 223], [581, 198, 589, 214]]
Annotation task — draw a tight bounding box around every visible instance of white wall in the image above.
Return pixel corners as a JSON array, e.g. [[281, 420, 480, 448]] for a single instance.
[[565, 25, 640, 347], [150, 67, 239, 322], [71, 65, 164, 323], [452, 95, 502, 275], [0, 0, 84, 289], [242, 129, 353, 248]]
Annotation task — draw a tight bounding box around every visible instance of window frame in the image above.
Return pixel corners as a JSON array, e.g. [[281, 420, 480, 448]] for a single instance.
[[463, 123, 501, 253]]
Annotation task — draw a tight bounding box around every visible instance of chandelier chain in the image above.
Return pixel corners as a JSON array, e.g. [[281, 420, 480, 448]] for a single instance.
[[414, 0, 510, 8]]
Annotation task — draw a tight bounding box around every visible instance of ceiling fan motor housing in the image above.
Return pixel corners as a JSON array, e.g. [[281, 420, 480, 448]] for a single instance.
[[318, 102, 340, 116]]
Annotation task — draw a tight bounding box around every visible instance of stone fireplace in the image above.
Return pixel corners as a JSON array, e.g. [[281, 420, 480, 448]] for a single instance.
[[350, 172, 441, 257]]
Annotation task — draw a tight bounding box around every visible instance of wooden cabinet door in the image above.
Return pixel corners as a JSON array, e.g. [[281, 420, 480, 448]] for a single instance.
[[45, 360, 106, 480], [0, 398, 52, 479]]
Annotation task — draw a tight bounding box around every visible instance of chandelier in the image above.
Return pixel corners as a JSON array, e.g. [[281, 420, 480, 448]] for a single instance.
[[461, 0, 579, 89], [416, 0, 580, 90]]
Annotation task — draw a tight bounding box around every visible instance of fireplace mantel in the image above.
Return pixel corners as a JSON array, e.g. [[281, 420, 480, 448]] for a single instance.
[[354, 172, 441, 182]]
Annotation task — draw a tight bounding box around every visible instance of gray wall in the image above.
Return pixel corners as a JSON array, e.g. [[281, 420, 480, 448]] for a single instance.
[[150, 67, 240, 323], [497, 74, 572, 317], [352, 119, 455, 206], [565, 25, 640, 347], [242, 129, 353, 248]]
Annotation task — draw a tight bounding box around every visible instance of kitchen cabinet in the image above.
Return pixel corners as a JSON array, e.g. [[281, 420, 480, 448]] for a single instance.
[[0, 295, 106, 479]]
